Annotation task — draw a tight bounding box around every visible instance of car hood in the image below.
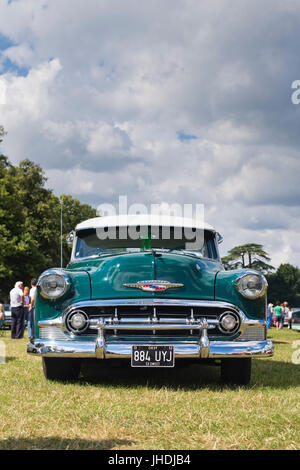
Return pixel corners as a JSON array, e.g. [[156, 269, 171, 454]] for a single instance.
[[77, 252, 220, 300]]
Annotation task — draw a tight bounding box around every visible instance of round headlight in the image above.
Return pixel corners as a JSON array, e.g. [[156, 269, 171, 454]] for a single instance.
[[39, 272, 70, 299], [221, 314, 237, 331], [66, 310, 89, 333], [219, 311, 240, 334], [235, 273, 267, 299]]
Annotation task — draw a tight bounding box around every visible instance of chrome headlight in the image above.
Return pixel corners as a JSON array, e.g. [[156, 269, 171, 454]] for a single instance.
[[219, 311, 240, 334], [235, 272, 267, 299], [39, 272, 70, 299], [66, 310, 89, 334]]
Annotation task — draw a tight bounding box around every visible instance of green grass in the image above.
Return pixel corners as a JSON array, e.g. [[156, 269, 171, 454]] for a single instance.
[[0, 328, 300, 450]]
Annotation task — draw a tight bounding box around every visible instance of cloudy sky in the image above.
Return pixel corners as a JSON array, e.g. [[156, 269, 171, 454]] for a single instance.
[[0, 0, 300, 267]]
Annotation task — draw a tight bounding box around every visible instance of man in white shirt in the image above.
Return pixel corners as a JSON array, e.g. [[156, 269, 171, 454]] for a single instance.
[[10, 281, 24, 339], [29, 278, 37, 340]]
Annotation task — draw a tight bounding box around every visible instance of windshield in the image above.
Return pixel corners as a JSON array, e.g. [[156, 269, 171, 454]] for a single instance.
[[74, 226, 218, 260]]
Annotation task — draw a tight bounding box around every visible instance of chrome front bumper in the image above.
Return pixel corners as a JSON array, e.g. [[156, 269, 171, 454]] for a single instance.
[[27, 337, 274, 360]]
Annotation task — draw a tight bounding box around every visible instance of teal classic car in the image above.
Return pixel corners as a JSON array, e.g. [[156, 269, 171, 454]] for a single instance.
[[27, 215, 273, 385]]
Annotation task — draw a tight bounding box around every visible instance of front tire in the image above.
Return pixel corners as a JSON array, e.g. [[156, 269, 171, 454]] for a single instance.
[[221, 358, 251, 386], [42, 357, 81, 381]]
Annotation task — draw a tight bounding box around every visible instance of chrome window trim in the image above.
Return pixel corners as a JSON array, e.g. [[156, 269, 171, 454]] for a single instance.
[[63, 298, 242, 311]]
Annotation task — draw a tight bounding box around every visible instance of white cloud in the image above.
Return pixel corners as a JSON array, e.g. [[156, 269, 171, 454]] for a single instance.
[[0, 0, 300, 267]]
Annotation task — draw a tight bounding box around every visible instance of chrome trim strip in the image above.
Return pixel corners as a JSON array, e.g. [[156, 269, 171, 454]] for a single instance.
[[63, 298, 242, 311], [89, 319, 216, 331], [38, 317, 64, 328]]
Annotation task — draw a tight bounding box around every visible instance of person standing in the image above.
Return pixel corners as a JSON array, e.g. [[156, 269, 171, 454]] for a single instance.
[[29, 278, 37, 340], [267, 303, 274, 329], [284, 302, 292, 329], [280, 302, 286, 329], [0, 304, 5, 330], [10, 281, 24, 339], [274, 301, 283, 331], [23, 286, 31, 338]]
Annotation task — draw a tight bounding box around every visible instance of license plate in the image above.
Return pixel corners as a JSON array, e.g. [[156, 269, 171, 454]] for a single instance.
[[131, 345, 175, 368]]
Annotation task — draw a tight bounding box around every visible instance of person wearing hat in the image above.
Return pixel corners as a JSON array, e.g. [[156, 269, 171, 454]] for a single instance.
[[9, 281, 24, 339], [267, 302, 274, 329]]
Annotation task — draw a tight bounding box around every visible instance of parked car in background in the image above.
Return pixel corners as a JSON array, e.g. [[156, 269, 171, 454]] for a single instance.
[[3, 304, 12, 329], [291, 308, 300, 331], [28, 214, 274, 385]]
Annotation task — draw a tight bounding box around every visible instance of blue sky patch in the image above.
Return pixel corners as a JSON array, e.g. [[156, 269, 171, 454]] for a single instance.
[[0, 56, 30, 76], [177, 130, 197, 141], [0, 33, 15, 51], [0, 34, 30, 76]]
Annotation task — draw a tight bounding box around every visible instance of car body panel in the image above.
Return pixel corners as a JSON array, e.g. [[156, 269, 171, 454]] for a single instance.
[[215, 270, 266, 320], [68, 252, 220, 301]]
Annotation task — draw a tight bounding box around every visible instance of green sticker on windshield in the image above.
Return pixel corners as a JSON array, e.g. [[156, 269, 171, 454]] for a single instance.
[[141, 232, 152, 251]]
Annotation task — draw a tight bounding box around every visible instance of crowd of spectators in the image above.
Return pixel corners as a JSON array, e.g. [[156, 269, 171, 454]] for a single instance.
[[9, 279, 37, 340], [267, 301, 292, 330]]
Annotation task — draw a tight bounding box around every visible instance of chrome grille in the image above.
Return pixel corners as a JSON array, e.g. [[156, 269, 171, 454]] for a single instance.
[[64, 301, 241, 339], [39, 326, 69, 341], [236, 327, 266, 342]]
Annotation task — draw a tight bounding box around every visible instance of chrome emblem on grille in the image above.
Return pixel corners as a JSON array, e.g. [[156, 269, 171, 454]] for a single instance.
[[123, 280, 184, 292]]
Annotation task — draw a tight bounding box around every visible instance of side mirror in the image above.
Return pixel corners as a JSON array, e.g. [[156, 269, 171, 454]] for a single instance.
[[216, 232, 223, 244], [66, 231, 75, 246]]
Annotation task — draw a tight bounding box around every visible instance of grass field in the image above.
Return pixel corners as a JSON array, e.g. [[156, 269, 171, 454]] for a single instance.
[[0, 328, 300, 450]]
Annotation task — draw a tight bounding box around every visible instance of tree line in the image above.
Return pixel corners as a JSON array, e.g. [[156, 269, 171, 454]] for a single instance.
[[223, 243, 300, 306], [0, 126, 96, 300]]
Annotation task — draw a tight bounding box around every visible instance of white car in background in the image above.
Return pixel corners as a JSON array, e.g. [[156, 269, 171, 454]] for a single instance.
[[3, 304, 12, 329]]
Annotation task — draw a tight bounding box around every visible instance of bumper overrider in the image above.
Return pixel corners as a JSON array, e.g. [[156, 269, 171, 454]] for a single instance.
[[27, 300, 274, 360]]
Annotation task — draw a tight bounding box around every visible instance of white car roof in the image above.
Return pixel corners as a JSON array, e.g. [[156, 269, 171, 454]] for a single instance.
[[76, 214, 215, 232]]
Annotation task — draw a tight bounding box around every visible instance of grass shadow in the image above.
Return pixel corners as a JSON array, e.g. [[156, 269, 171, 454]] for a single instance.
[[251, 357, 300, 388], [76, 358, 300, 391], [0, 356, 16, 363], [79, 361, 219, 390], [271, 340, 291, 345], [78, 360, 228, 391], [0, 437, 135, 450]]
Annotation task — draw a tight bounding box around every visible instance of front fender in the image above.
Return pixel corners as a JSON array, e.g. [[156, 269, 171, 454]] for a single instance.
[[35, 268, 91, 337], [215, 270, 266, 320]]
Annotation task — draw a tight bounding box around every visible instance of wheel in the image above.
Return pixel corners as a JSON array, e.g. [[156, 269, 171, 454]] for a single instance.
[[42, 357, 81, 381], [221, 358, 251, 386]]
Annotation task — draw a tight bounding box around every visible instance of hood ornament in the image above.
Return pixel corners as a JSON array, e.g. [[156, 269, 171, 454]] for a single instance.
[[123, 280, 184, 292]]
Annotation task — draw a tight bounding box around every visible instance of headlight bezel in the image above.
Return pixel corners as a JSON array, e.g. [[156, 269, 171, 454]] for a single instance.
[[38, 270, 71, 300], [66, 309, 89, 334], [235, 272, 268, 300], [218, 311, 240, 334]]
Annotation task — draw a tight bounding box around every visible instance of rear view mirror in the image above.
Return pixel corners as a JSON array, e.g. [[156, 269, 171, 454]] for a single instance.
[[217, 232, 223, 244], [66, 231, 75, 246]]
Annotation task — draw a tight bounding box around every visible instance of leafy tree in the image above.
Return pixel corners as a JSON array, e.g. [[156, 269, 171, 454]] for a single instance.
[[0, 126, 6, 143], [0, 128, 97, 299], [222, 243, 275, 274], [266, 264, 300, 306]]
